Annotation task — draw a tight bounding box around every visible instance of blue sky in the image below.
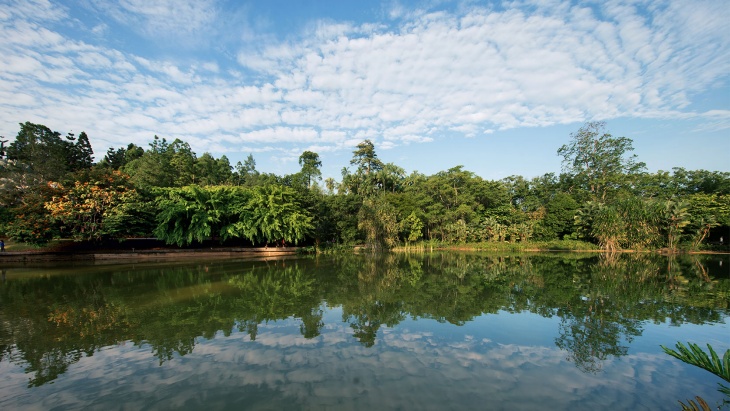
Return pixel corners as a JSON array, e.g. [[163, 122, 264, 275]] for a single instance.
[[1, 0, 728, 182]]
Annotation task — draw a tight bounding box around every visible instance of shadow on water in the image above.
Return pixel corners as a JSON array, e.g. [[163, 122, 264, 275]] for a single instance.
[[0, 252, 728, 387]]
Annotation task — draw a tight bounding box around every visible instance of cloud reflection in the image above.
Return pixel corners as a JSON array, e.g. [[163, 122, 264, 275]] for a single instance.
[[0, 314, 722, 411]]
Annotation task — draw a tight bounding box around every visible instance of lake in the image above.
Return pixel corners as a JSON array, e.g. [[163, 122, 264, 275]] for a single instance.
[[1, 252, 728, 410]]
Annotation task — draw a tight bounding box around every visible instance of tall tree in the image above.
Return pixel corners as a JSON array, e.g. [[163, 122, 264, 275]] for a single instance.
[[349, 140, 384, 196], [558, 122, 645, 202], [123, 136, 172, 188], [298, 151, 322, 189], [6, 122, 70, 182], [68, 131, 94, 170], [350, 140, 383, 176], [169, 139, 197, 186], [235, 154, 259, 186], [101, 143, 144, 170]]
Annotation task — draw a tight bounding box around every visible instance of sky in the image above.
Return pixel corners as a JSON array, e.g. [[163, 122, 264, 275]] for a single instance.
[[0, 0, 728, 182]]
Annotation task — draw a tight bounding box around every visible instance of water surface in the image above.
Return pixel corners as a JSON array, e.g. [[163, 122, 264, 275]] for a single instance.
[[1, 252, 728, 410]]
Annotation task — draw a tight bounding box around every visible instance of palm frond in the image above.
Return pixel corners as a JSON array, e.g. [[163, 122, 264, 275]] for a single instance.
[[661, 342, 730, 382]]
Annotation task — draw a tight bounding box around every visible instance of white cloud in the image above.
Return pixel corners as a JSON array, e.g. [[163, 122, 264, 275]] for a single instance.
[[0, 0, 67, 23], [93, 0, 218, 41], [1, 319, 720, 411], [0, 0, 728, 167], [238, 126, 320, 144]]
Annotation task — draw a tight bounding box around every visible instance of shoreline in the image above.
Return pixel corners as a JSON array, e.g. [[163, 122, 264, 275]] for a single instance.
[[2, 245, 728, 264], [0, 246, 299, 263]]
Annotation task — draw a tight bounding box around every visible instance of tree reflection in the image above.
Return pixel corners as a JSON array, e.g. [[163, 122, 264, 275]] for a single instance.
[[0, 252, 728, 386], [555, 309, 636, 373], [299, 307, 324, 339]]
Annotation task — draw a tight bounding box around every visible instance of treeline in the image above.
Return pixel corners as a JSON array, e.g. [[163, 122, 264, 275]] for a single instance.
[[0, 120, 728, 250]]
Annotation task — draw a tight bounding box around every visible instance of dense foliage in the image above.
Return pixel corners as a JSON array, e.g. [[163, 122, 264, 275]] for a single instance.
[[1, 121, 728, 250]]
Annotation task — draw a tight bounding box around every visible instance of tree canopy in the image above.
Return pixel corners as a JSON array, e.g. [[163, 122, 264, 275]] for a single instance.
[[1, 121, 728, 252]]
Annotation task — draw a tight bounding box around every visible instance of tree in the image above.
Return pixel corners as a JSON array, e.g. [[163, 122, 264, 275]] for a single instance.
[[6, 122, 71, 183], [558, 122, 645, 202], [662, 200, 690, 250], [45, 171, 138, 241], [101, 143, 144, 170], [347, 140, 385, 197], [123, 136, 175, 188], [4, 183, 60, 245], [101, 147, 127, 170], [65, 131, 94, 171], [168, 139, 196, 186], [74, 132, 94, 170], [685, 193, 730, 248], [298, 151, 322, 189], [154, 185, 251, 246], [350, 140, 383, 176], [541, 192, 579, 240], [324, 177, 336, 195], [575, 202, 623, 251], [0, 136, 8, 159], [238, 185, 314, 245], [320, 192, 362, 244], [400, 211, 424, 245], [358, 196, 399, 250], [377, 163, 406, 193], [215, 156, 234, 184], [235, 154, 259, 186], [194, 153, 233, 186]]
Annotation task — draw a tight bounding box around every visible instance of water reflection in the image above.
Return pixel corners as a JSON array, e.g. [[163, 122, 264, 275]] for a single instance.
[[0, 252, 728, 392]]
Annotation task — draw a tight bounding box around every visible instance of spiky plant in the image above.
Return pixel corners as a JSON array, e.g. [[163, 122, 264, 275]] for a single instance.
[[661, 342, 730, 408]]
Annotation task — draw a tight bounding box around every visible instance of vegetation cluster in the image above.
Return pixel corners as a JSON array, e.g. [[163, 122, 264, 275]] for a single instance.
[[1, 121, 728, 251]]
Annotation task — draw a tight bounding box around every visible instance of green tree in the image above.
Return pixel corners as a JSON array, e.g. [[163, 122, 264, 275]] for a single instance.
[[298, 151, 322, 189], [350, 140, 383, 176], [66, 131, 94, 171], [540, 192, 579, 240], [239, 184, 314, 245], [235, 154, 259, 186], [101, 147, 128, 170], [194, 153, 233, 186], [169, 139, 197, 186], [4, 183, 60, 245], [154, 185, 251, 246], [349, 140, 384, 196], [45, 171, 138, 241], [123, 136, 175, 188], [377, 163, 406, 193], [6, 122, 73, 183], [358, 196, 399, 250], [399, 211, 424, 245], [558, 121, 645, 202], [662, 200, 690, 250], [320, 193, 362, 244], [324, 177, 337, 195], [101, 143, 144, 170]]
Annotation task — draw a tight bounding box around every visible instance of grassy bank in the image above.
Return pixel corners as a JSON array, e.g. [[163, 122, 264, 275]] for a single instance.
[[3, 238, 728, 255]]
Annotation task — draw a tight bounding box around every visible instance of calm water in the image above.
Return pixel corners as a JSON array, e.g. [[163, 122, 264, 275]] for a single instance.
[[1, 252, 728, 410]]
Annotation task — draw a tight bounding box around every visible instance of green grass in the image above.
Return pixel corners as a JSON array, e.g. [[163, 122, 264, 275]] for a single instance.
[[393, 239, 600, 252]]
